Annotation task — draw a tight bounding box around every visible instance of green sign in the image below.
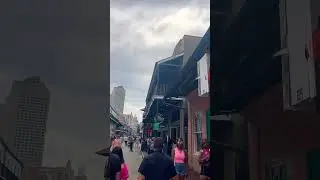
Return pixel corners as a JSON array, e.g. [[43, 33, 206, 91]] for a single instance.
[[153, 122, 160, 130]]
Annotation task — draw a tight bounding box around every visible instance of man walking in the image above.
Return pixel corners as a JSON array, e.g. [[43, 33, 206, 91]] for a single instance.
[[128, 136, 134, 152], [140, 138, 148, 159], [137, 137, 177, 180]]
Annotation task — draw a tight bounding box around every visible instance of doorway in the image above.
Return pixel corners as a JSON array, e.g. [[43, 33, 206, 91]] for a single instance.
[[170, 127, 177, 140]]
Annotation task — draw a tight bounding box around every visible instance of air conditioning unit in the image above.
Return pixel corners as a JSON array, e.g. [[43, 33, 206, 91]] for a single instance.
[[197, 52, 210, 97], [279, 0, 317, 111]]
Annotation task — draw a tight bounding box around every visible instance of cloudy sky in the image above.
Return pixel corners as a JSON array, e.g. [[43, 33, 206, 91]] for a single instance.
[[110, 0, 210, 121], [0, 0, 209, 179]]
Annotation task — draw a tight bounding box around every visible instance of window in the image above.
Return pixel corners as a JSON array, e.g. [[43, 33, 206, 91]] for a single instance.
[[193, 112, 203, 152]]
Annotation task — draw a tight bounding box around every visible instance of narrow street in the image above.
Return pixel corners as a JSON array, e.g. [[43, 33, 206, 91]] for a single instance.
[[121, 144, 201, 180], [122, 145, 142, 180]]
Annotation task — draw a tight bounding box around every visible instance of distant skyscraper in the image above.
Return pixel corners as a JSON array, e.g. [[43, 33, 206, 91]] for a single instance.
[[1, 76, 50, 166], [110, 86, 125, 115]]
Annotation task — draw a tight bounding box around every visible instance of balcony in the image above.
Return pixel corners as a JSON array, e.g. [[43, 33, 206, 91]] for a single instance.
[[211, 0, 282, 114]]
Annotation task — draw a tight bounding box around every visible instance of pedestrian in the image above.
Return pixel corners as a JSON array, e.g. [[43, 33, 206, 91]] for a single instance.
[[172, 138, 187, 180], [140, 138, 148, 159], [111, 147, 129, 180], [95, 136, 115, 157], [167, 137, 173, 157], [124, 136, 128, 146], [105, 147, 122, 180], [128, 136, 134, 152], [147, 138, 154, 154], [198, 139, 211, 180], [112, 136, 121, 149], [137, 137, 177, 180]]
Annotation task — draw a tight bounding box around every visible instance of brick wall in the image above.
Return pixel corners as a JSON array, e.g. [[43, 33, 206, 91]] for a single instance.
[[244, 84, 320, 180], [186, 89, 210, 173]]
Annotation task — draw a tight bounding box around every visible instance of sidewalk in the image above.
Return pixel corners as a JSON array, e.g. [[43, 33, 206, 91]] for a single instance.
[[187, 168, 200, 180]]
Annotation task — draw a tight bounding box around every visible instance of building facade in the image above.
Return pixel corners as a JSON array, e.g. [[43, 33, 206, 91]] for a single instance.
[[186, 90, 210, 172], [163, 28, 211, 175], [110, 86, 126, 115], [0, 77, 50, 167], [123, 113, 139, 136]]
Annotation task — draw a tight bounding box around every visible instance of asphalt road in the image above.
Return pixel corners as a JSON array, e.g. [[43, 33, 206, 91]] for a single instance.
[[122, 145, 142, 180]]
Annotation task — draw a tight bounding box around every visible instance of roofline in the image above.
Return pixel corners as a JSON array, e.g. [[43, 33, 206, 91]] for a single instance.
[[145, 53, 184, 103], [164, 26, 210, 98], [183, 34, 202, 38]]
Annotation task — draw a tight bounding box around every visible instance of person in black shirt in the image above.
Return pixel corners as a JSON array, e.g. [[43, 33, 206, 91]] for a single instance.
[[137, 137, 177, 180], [106, 147, 122, 180], [95, 136, 121, 180], [140, 138, 148, 158]]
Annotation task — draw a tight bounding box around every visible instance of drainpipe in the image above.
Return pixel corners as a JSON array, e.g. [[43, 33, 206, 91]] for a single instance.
[[168, 110, 172, 138], [179, 99, 185, 139]]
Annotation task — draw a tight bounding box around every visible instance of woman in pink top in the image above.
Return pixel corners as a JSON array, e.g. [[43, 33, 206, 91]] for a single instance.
[[172, 138, 187, 180]]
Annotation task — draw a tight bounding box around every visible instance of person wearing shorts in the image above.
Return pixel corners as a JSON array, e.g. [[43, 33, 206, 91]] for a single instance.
[[172, 138, 187, 180]]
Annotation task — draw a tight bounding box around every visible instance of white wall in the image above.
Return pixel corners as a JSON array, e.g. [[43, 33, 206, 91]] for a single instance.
[[182, 35, 202, 67]]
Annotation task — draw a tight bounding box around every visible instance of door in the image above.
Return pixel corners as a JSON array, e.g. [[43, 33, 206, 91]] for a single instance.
[[171, 127, 177, 140], [206, 109, 211, 141], [307, 149, 320, 180]]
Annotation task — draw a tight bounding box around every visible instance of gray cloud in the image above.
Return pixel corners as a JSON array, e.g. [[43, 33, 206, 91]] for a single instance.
[[110, 0, 210, 119]]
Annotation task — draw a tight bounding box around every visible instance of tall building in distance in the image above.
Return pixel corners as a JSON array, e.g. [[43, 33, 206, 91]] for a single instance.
[[123, 113, 139, 136], [1, 76, 50, 167], [110, 86, 126, 115]]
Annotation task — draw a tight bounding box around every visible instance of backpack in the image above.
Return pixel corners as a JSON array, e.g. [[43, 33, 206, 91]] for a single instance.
[[120, 163, 129, 180]]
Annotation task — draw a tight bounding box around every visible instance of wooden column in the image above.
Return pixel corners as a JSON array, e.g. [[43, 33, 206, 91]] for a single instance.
[[179, 99, 185, 139]]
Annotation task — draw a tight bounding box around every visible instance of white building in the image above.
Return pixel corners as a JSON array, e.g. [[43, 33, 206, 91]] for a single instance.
[[0, 76, 50, 166], [110, 86, 126, 115], [123, 113, 139, 135], [172, 35, 202, 68]]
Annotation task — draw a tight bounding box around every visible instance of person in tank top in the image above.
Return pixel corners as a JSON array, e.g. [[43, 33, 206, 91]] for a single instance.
[[172, 138, 187, 180]]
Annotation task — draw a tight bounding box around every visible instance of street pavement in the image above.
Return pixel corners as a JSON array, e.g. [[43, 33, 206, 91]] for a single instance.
[[122, 145, 142, 180], [121, 144, 201, 180]]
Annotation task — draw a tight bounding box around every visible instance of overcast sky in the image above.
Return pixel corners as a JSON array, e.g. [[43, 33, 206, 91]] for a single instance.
[[0, 0, 209, 179], [110, 0, 210, 121]]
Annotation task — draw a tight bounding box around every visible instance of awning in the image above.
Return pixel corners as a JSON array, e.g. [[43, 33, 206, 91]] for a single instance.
[[143, 96, 184, 123]]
